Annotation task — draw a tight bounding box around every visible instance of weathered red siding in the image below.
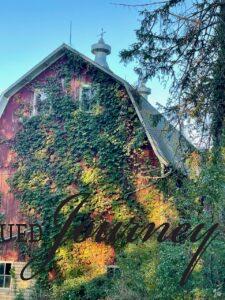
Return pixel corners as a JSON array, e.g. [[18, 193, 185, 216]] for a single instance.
[[0, 57, 92, 260], [0, 55, 159, 261], [0, 59, 65, 260]]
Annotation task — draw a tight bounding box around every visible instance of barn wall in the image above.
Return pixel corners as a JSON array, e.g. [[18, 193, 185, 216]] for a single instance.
[[0, 55, 160, 297], [0, 56, 95, 259]]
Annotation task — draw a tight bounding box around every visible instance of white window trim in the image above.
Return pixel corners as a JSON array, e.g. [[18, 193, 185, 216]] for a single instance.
[[32, 89, 47, 116], [61, 78, 65, 92], [79, 83, 93, 112], [32, 90, 38, 116]]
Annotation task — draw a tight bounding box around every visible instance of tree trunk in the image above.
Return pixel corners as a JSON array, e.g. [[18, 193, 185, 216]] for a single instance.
[[211, 2, 225, 150]]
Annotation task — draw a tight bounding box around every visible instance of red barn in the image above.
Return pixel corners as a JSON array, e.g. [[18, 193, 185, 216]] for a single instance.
[[0, 37, 190, 299]]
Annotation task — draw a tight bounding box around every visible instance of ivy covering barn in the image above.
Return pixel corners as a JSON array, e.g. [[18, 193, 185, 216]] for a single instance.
[[0, 36, 222, 299]]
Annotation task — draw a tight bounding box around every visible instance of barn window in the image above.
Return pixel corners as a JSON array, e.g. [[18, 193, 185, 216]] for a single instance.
[[32, 89, 47, 116], [0, 263, 11, 288], [61, 77, 66, 93], [79, 84, 95, 112]]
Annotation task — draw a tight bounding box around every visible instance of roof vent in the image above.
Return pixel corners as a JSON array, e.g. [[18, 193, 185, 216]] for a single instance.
[[137, 79, 151, 100]]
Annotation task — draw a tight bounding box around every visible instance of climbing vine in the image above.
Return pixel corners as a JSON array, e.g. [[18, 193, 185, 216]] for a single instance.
[[9, 51, 164, 283], [8, 51, 222, 299]]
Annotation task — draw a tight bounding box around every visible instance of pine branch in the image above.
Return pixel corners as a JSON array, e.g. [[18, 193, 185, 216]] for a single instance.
[[110, 1, 168, 7]]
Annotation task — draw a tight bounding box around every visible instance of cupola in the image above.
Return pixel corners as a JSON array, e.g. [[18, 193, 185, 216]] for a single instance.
[[91, 29, 111, 69]]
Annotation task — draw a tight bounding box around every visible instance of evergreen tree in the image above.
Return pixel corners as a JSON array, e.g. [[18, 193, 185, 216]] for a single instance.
[[119, 0, 225, 149]]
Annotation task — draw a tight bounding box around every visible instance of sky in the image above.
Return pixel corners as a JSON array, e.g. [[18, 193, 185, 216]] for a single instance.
[[0, 0, 169, 107]]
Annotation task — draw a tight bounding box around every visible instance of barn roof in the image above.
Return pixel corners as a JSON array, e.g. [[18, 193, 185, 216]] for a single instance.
[[0, 43, 192, 172]]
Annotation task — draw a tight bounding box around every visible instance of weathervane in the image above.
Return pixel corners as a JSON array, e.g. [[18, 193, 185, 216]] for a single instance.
[[69, 21, 72, 46], [98, 28, 106, 39]]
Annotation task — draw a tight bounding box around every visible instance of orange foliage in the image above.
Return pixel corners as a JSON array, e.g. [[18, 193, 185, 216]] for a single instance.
[[56, 239, 115, 280], [72, 239, 115, 268]]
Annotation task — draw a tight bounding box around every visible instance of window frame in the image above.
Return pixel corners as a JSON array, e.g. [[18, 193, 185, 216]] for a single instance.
[[79, 83, 95, 113], [32, 89, 47, 116], [0, 262, 12, 289], [32, 90, 38, 116]]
